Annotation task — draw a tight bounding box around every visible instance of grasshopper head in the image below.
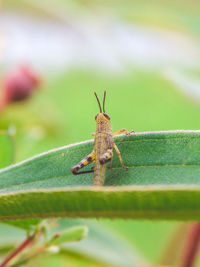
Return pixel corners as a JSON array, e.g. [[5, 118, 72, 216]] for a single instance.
[[95, 112, 110, 121], [95, 113, 111, 133]]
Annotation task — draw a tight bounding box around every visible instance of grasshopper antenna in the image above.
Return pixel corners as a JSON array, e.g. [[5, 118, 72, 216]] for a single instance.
[[103, 90, 106, 113], [94, 92, 102, 113]]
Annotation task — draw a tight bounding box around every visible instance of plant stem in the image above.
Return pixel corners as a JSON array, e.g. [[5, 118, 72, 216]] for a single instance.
[[11, 244, 48, 267], [159, 223, 189, 267], [0, 236, 34, 267], [180, 222, 200, 267]]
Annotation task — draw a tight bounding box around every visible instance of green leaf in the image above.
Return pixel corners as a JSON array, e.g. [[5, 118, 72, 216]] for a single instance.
[[49, 226, 88, 246], [0, 219, 147, 267], [0, 131, 14, 168], [0, 130, 200, 220], [55, 219, 147, 267]]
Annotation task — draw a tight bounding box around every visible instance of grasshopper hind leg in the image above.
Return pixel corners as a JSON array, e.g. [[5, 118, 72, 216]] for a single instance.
[[71, 151, 95, 175], [99, 149, 113, 164]]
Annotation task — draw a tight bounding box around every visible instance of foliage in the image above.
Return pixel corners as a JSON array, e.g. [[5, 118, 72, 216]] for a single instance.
[[0, 131, 200, 222]]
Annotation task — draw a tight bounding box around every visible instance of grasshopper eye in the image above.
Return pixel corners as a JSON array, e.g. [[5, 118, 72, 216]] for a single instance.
[[103, 113, 110, 120], [95, 114, 99, 120]]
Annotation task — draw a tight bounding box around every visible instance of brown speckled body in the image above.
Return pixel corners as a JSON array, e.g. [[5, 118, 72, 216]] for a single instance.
[[93, 113, 113, 186]]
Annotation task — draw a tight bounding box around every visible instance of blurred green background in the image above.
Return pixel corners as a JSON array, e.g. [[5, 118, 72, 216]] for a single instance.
[[0, 0, 200, 266]]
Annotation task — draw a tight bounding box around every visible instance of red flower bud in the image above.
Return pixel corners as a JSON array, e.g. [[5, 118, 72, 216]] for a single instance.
[[1, 65, 40, 110]]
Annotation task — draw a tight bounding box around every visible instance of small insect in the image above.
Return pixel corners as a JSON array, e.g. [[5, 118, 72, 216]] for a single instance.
[[71, 91, 134, 186]]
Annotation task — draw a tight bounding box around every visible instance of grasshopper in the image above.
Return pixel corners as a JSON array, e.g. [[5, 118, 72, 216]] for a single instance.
[[71, 91, 134, 186]]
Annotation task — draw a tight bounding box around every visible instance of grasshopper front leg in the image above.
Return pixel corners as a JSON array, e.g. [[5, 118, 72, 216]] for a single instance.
[[71, 150, 95, 175], [112, 129, 133, 171], [112, 128, 134, 137], [113, 143, 129, 170]]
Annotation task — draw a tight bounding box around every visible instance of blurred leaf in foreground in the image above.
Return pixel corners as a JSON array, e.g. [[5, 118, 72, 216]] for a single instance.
[[55, 219, 147, 267]]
